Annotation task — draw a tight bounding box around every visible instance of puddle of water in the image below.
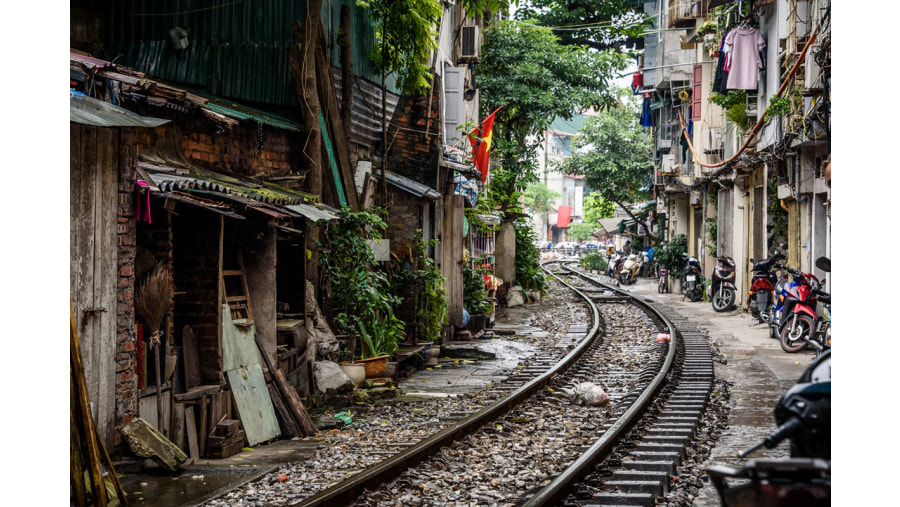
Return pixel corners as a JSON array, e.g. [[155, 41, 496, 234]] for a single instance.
[[120, 465, 266, 507]]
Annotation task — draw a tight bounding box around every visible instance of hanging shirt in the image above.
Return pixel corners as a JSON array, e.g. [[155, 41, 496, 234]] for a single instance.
[[631, 71, 643, 94], [724, 27, 766, 90]]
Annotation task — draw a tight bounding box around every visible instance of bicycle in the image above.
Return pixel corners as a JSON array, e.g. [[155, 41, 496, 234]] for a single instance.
[[657, 267, 669, 293]]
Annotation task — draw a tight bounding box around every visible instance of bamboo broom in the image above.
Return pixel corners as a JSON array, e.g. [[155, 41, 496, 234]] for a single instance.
[[135, 263, 171, 434]]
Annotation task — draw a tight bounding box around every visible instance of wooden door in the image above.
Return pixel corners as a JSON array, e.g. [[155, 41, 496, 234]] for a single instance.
[[70, 123, 119, 448]]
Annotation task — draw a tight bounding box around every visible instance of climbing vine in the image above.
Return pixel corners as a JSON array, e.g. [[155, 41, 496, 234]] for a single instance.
[[768, 176, 788, 244]]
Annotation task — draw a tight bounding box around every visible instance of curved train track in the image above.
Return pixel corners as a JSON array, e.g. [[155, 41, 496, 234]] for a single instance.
[[218, 261, 714, 507]]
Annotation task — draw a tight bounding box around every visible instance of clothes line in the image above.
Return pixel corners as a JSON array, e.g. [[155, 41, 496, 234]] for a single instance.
[[617, 61, 714, 79]]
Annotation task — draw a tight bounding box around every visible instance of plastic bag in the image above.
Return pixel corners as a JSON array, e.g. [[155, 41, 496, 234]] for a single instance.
[[561, 382, 610, 406]]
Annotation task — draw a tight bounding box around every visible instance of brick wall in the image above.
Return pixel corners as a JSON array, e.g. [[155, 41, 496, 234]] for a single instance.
[[113, 128, 140, 448], [383, 76, 443, 189], [178, 117, 303, 183]]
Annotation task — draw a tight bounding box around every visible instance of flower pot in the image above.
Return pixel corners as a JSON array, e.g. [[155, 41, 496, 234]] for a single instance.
[[339, 362, 366, 386], [357, 355, 389, 378], [467, 313, 487, 335], [386, 361, 398, 378]]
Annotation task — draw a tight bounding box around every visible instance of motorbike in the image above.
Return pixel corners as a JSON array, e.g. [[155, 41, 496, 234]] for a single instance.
[[618, 253, 643, 285], [710, 256, 736, 312], [606, 251, 624, 280], [779, 258, 830, 354], [706, 350, 831, 506], [748, 252, 786, 325], [682, 254, 704, 301]]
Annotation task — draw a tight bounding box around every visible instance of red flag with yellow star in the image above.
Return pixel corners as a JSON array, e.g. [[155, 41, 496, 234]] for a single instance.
[[468, 107, 501, 183]]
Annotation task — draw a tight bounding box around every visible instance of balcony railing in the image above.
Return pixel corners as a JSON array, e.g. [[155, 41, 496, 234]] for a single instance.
[[669, 0, 709, 28]]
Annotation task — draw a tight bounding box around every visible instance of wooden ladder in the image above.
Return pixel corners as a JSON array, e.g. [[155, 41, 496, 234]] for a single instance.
[[222, 251, 253, 325]]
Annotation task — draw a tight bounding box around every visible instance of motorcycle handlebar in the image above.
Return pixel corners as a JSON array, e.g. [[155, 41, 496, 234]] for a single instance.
[[739, 416, 803, 458]]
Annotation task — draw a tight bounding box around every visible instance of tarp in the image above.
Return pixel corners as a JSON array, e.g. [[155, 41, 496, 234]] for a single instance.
[[557, 206, 572, 228]]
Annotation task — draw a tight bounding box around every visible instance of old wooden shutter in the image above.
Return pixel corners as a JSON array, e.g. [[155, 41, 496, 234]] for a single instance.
[[692, 64, 703, 121], [443, 67, 466, 145]]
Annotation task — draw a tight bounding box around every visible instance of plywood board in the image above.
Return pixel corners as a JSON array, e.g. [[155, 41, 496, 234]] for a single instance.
[[222, 305, 280, 445]]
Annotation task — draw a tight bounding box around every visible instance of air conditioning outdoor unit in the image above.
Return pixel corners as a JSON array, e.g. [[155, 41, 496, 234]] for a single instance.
[[661, 154, 676, 174], [459, 25, 481, 62]]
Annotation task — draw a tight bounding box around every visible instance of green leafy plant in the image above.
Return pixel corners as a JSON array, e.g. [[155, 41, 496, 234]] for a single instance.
[[654, 234, 688, 278], [390, 231, 447, 342], [709, 89, 746, 109], [514, 220, 546, 294], [580, 252, 608, 272], [764, 95, 791, 121], [317, 207, 404, 359], [463, 263, 492, 315], [704, 217, 718, 258]]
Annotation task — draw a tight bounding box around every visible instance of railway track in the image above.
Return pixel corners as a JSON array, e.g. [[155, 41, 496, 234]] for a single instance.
[[269, 261, 714, 507]]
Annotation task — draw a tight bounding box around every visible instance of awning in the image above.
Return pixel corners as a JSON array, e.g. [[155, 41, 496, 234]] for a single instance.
[[556, 206, 572, 228], [285, 203, 339, 223], [597, 217, 625, 234], [376, 171, 440, 200], [71, 90, 170, 128]]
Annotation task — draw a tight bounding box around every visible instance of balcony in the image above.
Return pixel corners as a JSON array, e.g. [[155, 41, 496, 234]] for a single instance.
[[669, 0, 709, 28]]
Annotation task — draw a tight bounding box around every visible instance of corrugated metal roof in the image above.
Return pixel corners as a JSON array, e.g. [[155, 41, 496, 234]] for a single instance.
[[71, 91, 171, 127], [284, 203, 339, 222], [197, 93, 302, 132], [110, 0, 400, 107], [377, 171, 440, 200]]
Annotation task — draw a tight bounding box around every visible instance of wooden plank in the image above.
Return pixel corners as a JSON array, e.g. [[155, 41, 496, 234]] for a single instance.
[[174, 384, 220, 402], [185, 405, 200, 464], [173, 404, 186, 453], [182, 326, 202, 390], [199, 395, 208, 457], [267, 382, 301, 438], [254, 334, 316, 436]]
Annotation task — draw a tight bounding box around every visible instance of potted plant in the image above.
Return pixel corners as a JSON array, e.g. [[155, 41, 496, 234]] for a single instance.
[[654, 234, 688, 292], [356, 305, 403, 378], [463, 263, 492, 335]]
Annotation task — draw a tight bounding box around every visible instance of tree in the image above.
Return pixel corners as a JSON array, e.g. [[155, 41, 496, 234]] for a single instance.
[[356, 0, 442, 203], [514, 0, 649, 52], [555, 91, 657, 243], [567, 222, 596, 242], [477, 19, 627, 216], [583, 192, 616, 224], [523, 182, 561, 214]]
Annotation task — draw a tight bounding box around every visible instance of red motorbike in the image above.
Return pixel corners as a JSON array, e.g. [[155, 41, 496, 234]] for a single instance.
[[747, 252, 785, 324], [779, 267, 826, 353]]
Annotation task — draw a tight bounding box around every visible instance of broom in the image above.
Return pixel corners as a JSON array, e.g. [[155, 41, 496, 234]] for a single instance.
[[135, 263, 171, 434]]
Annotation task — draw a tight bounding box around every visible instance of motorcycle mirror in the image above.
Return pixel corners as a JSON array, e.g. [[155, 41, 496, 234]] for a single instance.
[[749, 258, 755, 264], [815, 256, 831, 273]]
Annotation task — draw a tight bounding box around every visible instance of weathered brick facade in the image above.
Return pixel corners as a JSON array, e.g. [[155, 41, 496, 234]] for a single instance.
[[108, 118, 304, 450], [383, 76, 444, 189]]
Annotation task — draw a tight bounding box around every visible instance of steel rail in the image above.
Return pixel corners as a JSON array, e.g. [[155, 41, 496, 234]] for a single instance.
[[522, 263, 679, 506], [290, 262, 603, 506]]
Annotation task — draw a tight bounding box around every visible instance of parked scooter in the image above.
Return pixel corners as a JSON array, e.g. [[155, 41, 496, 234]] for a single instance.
[[779, 257, 830, 354], [618, 253, 643, 285], [606, 251, 624, 280], [706, 350, 831, 506], [748, 252, 786, 324], [682, 255, 704, 301], [710, 256, 736, 312]]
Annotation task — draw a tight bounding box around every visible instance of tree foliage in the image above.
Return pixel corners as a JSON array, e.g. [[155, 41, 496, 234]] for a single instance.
[[477, 19, 627, 216], [514, 0, 650, 52], [523, 182, 562, 214], [567, 222, 596, 242], [583, 192, 616, 224], [357, 0, 442, 94], [554, 91, 656, 241]]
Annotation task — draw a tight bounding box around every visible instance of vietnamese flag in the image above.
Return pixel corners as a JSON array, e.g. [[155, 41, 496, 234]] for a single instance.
[[468, 107, 501, 183]]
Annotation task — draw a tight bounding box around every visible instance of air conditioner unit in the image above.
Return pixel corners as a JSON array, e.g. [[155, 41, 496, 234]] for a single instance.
[[459, 25, 481, 62], [661, 154, 676, 174]]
